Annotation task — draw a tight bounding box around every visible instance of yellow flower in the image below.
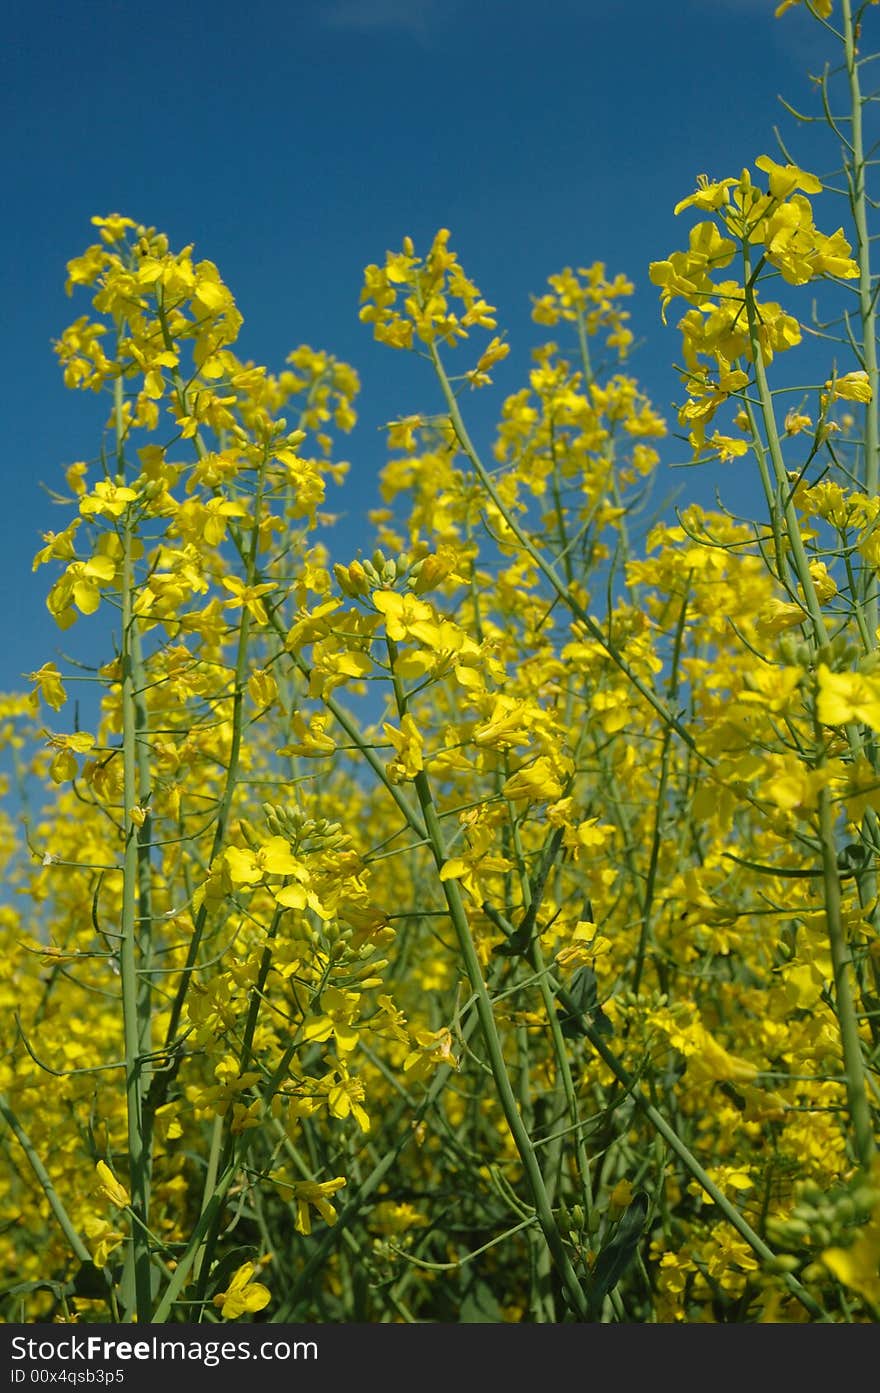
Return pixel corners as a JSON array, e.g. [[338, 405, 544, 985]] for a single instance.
[[473, 696, 535, 749], [755, 597, 807, 636], [224, 835, 301, 885], [247, 668, 278, 707], [83, 1215, 125, 1268], [824, 370, 873, 405], [276, 711, 336, 758], [784, 407, 813, 435], [95, 1160, 130, 1209], [754, 153, 822, 199], [372, 588, 434, 641], [289, 1178, 347, 1235], [673, 174, 739, 216], [383, 713, 424, 782], [302, 986, 359, 1053], [321, 1065, 370, 1133], [26, 662, 67, 712], [776, 0, 830, 13], [705, 431, 749, 461], [79, 479, 139, 519], [816, 663, 880, 730], [221, 576, 276, 625], [212, 1261, 271, 1319], [502, 756, 565, 804], [45, 730, 96, 784]]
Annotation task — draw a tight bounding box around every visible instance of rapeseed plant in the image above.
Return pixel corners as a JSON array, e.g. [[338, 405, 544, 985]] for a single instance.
[[3, 0, 880, 1325]]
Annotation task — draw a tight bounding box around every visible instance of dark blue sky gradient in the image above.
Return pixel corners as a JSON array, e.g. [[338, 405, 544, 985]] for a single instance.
[[0, 0, 840, 693]]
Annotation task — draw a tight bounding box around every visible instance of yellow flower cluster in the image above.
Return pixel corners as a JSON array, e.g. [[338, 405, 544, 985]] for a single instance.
[[650, 159, 859, 454], [3, 165, 880, 1328]]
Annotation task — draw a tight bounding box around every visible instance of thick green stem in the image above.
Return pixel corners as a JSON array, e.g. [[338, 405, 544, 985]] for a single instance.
[[742, 248, 828, 643], [132, 625, 154, 1113], [842, 0, 880, 634], [117, 369, 152, 1322], [817, 777, 874, 1167]]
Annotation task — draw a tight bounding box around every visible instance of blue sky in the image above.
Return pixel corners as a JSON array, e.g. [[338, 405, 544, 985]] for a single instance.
[[1, 0, 838, 697]]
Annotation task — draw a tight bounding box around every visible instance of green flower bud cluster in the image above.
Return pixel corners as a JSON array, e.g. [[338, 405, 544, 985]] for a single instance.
[[262, 801, 348, 853], [813, 633, 860, 672], [777, 635, 813, 669], [767, 1178, 879, 1255], [333, 549, 413, 596], [555, 1199, 590, 1244]]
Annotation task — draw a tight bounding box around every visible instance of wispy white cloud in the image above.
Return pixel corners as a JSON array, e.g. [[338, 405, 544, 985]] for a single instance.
[[320, 0, 453, 40]]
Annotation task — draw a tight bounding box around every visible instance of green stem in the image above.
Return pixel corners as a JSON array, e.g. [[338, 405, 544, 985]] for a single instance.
[[192, 1114, 224, 1289], [132, 619, 154, 1123], [741, 246, 828, 643], [842, 0, 880, 633], [0, 1094, 94, 1268], [817, 776, 874, 1168], [117, 371, 152, 1323]]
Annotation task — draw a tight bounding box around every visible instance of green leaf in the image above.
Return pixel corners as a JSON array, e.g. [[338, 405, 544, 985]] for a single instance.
[[837, 841, 870, 876], [587, 1192, 648, 1317], [569, 966, 599, 1016], [71, 1262, 108, 1299], [556, 968, 613, 1039], [459, 1276, 504, 1323], [1, 1278, 70, 1299], [591, 1005, 614, 1038]]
